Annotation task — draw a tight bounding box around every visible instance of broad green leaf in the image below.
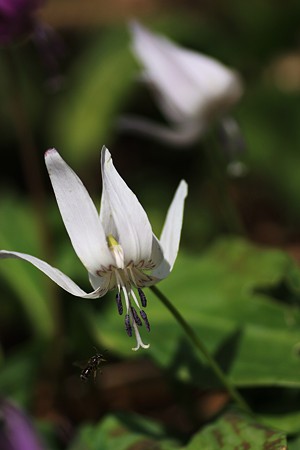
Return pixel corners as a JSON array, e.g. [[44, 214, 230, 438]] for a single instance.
[[260, 410, 300, 435], [47, 27, 134, 166], [69, 411, 287, 450], [0, 195, 55, 339], [88, 237, 300, 388], [69, 413, 180, 450], [184, 411, 287, 449], [288, 434, 300, 450]]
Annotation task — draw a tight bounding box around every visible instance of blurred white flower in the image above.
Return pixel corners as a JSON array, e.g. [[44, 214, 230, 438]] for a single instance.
[[0, 147, 187, 351], [119, 22, 243, 147]]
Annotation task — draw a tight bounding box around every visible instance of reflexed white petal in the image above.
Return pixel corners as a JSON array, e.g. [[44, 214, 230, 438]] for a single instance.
[[152, 180, 188, 279], [101, 146, 153, 265], [130, 22, 243, 123], [0, 250, 109, 298], [118, 116, 204, 147], [45, 149, 114, 274]]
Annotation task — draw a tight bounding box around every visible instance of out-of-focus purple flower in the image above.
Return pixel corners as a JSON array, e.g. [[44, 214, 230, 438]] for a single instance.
[[0, 0, 44, 45], [0, 0, 65, 91], [0, 399, 45, 450]]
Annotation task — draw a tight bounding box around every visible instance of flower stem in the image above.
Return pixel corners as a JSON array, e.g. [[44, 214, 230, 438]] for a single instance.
[[204, 133, 245, 236], [150, 285, 252, 414]]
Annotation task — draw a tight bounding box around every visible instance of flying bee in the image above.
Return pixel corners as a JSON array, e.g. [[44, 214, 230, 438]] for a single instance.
[[75, 348, 106, 382]]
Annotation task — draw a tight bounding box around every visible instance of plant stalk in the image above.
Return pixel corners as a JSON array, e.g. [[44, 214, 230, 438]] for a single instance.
[[150, 285, 252, 414], [204, 133, 245, 236]]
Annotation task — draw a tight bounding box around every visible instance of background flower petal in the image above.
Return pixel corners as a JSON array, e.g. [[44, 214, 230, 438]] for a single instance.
[[118, 115, 204, 146], [130, 22, 243, 124]]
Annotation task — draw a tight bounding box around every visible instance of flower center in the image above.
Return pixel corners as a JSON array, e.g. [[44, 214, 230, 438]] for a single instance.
[[104, 234, 151, 351]]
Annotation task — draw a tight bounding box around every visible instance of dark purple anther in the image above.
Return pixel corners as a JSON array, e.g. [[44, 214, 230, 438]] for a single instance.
[[125, 314, 132, 337], [131, 306, 142, 326], [140, 310, 150, 332], [138, 288, 147, 307], [116, 292, 123, 315]]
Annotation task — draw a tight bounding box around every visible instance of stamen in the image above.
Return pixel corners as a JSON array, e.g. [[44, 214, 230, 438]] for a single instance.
[[140, 310, 150, 332], [115, 271, 130, 313], [125, 314, 132, 337], [131, 306, 142, 326], [116, 292, 123, 315], [138, 288, 147, 307]]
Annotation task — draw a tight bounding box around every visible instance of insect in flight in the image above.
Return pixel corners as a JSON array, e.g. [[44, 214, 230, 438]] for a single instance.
[[75, 348, 106, 382]]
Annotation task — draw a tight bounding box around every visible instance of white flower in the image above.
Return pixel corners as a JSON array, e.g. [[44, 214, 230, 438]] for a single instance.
[[0, 147, 187, 351], [119, 22, 243, 147]]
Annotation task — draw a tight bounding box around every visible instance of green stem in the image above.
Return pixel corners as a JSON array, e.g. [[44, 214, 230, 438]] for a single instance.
[[150, 285, 252, 414], [204, 133, 245, 236]]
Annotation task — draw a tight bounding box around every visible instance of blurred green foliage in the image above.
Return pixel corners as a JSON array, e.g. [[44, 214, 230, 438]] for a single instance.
[[47, 26, 135, 166], [68, 411, 287, 450], [70, 413, 180, 450], [90, 238, 300, 388]]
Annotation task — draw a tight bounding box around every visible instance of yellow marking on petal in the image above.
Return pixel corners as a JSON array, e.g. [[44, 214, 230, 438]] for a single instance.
[[107, 234, 119, 249], [107, 234, 124, 268]]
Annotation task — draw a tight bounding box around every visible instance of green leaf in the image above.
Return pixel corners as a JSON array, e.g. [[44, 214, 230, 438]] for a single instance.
[[288, 434, 300, 450], [88, 237, 300, 388], [47, 27, 134, 166], [69, 411, 287, 450], [0, 195, 55, 339], [69, 413, 180, 450], [259, 410, 300, 435], [184, 411, 287, 449]]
